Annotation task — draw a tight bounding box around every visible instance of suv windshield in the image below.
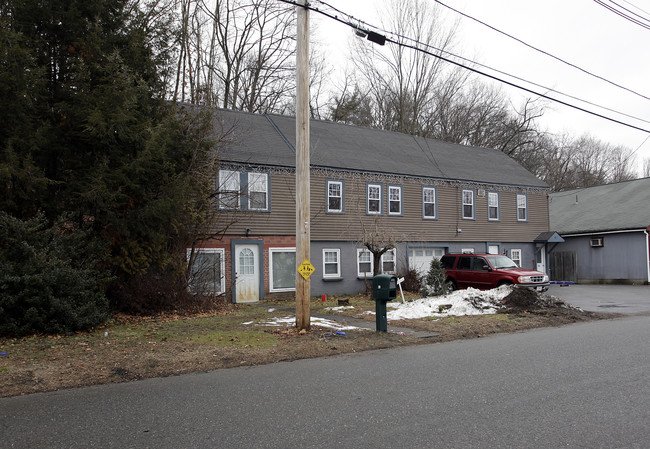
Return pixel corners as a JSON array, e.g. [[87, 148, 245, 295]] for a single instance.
[[486, 255, 518, 269]]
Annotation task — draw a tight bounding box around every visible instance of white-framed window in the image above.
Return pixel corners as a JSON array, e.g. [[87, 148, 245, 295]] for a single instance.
[[367, 183, 381, 214], [423, 187, 436, 219], [248, 172, 268, 211], [462, 189, 474, 219], [517, 193, 527, 221], [269, 248, 296, 292], [357, 248, 373, 277], [510, 249, 522, 267], [327, 180, 343, 213], [488, 191, 499, 221], [323, 249, 341, 278], [388, 185, 402, 216], [187, 248, 225, 294], [381, 249, 396, 274], [218, 170, 240, 209]]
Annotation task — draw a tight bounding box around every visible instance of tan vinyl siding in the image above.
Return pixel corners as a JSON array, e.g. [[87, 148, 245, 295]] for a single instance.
[[218, 170, 549, 243]]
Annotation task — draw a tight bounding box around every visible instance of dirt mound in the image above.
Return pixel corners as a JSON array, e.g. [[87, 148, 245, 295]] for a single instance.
[[501, 287, 575, 312]]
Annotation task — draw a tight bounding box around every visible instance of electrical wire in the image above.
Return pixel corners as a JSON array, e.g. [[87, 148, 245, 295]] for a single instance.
[[279, 0, 650, 134], [600, 0, 650, 25], [312, 0, 650, 125], [431, 0, 650, 102], [594, 0, 650, 30]]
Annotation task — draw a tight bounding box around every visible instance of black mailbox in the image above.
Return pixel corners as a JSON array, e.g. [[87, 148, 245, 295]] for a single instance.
[[372, 274, 397, 301], [372, 274, 397, 332]]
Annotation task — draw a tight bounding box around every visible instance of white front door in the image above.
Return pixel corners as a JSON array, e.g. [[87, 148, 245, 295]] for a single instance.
[[235, 244, 260, 303], [536, 246, 547, 273]]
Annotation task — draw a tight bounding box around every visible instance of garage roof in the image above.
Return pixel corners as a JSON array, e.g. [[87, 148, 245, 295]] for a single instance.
[[550, 177, 650, 234]]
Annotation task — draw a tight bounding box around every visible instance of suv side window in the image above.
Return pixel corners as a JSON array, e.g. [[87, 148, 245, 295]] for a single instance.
[[457, 256, 472, 270], [472, 257, 490, 271], [440, 255, 456, 269]]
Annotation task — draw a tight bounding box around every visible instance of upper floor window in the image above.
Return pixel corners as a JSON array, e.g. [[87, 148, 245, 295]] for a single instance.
[[517, 193, 528, 221], [218, 170, 240, 209], [327, 180, 344, 213], [323, 249, 341, 278], [388, 185, 402, 216], [488, 191, 499, 221], [248, 172, 268, 210], [462, 189, 474, 219], [367, 183, 382, 215], [423, 187, 436, 219], [218, 169, 270, 211]]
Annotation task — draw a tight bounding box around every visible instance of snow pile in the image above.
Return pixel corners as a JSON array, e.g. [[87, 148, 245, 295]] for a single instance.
[[387, 286, 514, 320]]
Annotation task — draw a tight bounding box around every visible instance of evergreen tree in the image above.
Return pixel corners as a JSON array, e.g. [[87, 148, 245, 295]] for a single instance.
[[421, 258, 449, 297], [1, 0, 215, 315]]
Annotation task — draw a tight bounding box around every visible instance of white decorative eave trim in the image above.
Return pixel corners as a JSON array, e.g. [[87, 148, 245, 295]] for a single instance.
[[219, 162, 550, 193]]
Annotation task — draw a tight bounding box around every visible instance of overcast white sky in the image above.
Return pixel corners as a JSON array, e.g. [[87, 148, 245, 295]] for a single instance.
[[310, 0, 650, 175]]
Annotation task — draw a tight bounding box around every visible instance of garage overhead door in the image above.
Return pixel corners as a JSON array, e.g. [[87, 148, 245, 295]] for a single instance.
[[409, 247, 445, 277]]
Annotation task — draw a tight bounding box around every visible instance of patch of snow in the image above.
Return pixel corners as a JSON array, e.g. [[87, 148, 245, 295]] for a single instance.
[[324, 305, 354, 312], [387, 286, 513, 320], [243, 315, 360, 331]]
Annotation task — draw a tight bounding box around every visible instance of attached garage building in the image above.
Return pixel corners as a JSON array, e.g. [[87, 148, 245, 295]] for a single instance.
[[549, 178, 650, 284]]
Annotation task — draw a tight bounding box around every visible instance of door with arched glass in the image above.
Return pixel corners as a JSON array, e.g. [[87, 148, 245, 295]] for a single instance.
[[234, 244, 260, 303]]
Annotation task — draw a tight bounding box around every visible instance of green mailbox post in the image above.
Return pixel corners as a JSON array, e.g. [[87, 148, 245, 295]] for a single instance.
[[372, 274, 397, 332]]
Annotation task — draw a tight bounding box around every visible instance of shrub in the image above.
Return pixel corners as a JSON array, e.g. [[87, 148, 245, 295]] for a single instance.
[[400, 268, 422, 293], [0, 213, 110, 336], [421, 258, 449, 297]]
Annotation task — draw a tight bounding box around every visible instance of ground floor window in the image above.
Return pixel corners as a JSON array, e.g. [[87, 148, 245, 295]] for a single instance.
[[510, 249, 522, 267], [323, 249, 341, 278], [357, 248, 373, 277], [187, 248, 225, 294], [381, 249, 396, 274], [269, 248, 296, 292]]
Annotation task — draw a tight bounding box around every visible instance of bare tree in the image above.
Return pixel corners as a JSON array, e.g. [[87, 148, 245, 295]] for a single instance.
[[359, 219, 398, 277], [349, 0, 459, 136], [171, 0, 297, 113]]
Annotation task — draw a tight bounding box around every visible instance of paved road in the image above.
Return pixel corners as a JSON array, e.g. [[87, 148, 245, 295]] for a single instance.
[[548, 284, 650, 314], [2, 315, 648, 449]]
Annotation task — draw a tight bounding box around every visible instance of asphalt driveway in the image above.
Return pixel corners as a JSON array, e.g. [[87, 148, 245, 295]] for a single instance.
[[548, 284, 650, 314]]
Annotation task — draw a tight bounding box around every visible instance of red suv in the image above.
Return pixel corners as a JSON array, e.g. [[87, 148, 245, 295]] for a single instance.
[[440, 253, 550, 292]]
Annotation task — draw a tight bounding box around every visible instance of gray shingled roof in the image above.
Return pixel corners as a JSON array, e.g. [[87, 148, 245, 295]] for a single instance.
[[214, 108, 548, 188], [549, 178, 650, 234]]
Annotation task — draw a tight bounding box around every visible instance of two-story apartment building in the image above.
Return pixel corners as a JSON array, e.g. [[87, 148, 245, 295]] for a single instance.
[[189, 108, 551, 302]]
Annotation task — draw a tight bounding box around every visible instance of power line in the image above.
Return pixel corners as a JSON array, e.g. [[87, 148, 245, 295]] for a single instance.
[[314, 1, 650, 132], [280, 0, 650, 134], [601, 0, 650, 25], [618, 0, 650, 18], [431, 0, 650, 102], [594, 0, 650, 30]]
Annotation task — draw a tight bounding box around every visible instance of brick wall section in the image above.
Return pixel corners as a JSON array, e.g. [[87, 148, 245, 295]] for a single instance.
[[193, 234, 296, 298]]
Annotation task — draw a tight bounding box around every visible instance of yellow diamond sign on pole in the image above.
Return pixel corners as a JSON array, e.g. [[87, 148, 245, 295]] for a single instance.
[[298, 260, 315, 280]]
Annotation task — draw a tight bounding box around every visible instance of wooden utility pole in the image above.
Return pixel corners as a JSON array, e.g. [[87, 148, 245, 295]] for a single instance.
[[295, 0, 311, 330]]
